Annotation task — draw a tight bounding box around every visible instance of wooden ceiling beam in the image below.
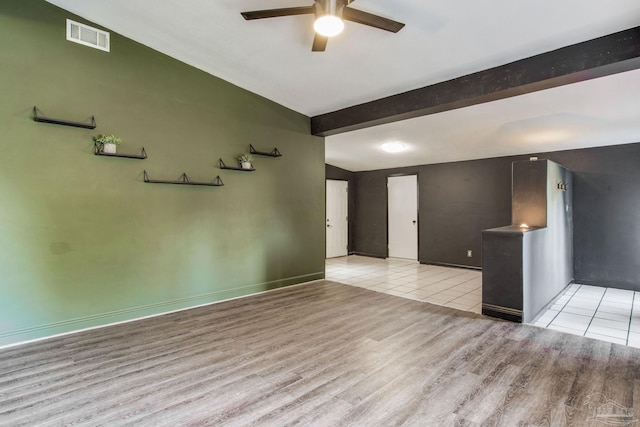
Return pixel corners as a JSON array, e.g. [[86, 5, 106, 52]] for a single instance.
[[311, 26, 640, 136]]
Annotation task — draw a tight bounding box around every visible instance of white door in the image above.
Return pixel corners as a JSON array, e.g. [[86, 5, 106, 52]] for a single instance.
[[388, 175, 418, 260], [326, 180, 348, 258]]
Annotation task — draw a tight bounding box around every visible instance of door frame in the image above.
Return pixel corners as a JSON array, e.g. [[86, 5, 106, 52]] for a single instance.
[[386, 173, 419, 260], [326, 178, 349, 258]]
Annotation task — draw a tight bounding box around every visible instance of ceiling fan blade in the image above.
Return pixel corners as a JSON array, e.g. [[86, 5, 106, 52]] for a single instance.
[[342, 7, 405, 33], [312, 33, 328, 52], [241, 6, 315, 20]]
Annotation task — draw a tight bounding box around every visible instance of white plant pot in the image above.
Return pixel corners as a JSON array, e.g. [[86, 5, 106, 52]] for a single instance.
[[102, 143, 117, 154], [241, 161, 252, 169]]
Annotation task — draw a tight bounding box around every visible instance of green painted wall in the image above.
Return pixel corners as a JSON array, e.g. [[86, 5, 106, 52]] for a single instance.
[[0, 1, 326, 346]]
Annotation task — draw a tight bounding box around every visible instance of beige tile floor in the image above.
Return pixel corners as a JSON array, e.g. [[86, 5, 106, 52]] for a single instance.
[[325, 255, 482, 314]]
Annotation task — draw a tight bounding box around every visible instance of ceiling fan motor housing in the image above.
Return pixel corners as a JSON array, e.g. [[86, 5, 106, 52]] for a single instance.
[[315, 0, 345, 17], [241, 0, 405, 52]]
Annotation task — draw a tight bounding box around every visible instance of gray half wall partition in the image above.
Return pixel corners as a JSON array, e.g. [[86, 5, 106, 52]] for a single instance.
[[482, 159, 573, 323]]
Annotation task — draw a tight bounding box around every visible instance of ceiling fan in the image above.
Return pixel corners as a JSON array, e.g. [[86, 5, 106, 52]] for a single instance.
[[241, 0, 405, 52]]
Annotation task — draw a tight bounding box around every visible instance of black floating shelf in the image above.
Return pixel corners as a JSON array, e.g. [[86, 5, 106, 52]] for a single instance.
[[250, 144, 282, 157], [95, 145, 147, 159], [143, 170, 223, 187], [218, 158, 255, 172], [33, 106, 96, 129]]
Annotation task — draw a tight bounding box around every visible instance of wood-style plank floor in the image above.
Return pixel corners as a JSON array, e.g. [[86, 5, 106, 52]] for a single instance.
[[1, 281, 639, 426]]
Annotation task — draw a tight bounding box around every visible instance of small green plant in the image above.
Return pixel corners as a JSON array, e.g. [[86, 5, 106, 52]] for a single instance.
[[93, 134, 122, 145], [237, 153, 253, 163]]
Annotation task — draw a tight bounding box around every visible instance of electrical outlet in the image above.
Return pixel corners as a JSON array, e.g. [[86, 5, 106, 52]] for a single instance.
[[467, 250, 472, 258]]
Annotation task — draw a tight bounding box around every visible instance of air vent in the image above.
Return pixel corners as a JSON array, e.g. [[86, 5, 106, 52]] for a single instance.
[[66, 19, 110, 52]]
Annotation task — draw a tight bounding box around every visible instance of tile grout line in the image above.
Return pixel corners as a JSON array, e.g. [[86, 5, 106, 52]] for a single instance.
[[583, 287, 608, 338], [544, 284, 580, 328], [627, 291, 636, 346]]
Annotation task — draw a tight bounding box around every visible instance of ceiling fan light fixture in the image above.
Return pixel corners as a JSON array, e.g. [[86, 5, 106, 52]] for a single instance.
[[314, 14, 344, 37]]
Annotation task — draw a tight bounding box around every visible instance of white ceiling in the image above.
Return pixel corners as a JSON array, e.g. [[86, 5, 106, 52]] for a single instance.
[[46, 0, 640, 171], [326, 69, 640, 170]]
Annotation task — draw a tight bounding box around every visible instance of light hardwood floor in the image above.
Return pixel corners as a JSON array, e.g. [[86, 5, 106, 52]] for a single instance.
[[1, 281, 639, 426]]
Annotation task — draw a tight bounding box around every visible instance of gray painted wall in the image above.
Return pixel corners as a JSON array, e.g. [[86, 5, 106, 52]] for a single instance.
[[347, 159, 512, 264], [512, 160, 547, 227], [554, 145, 640, 290], [522, 161, 573, 321], [481, 227, 524, 319]]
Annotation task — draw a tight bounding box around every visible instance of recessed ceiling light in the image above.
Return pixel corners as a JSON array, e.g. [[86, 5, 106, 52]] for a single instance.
[[381, 141, 407, 153], [523, 129, 574, 144]]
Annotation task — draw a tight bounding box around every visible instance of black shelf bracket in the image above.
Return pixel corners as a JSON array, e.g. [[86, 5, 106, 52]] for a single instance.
[[143, 170, 223, 187], [95, 145, 147, 159], [250, 144, 282, 157], [218, 158, 255, 171], [33, 106, 96, 129]]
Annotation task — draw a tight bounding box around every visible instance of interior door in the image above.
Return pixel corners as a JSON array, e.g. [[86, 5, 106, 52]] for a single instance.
[[388, 175, 418, 260], [326, 180, 348, 258]]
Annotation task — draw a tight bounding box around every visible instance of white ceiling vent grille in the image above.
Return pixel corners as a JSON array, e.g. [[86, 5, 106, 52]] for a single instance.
[[66, 19, 110, 52]]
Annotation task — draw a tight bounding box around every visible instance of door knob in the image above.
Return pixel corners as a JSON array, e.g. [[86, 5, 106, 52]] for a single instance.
[[412, 220, 417, 224], [327, 224, 332, 228]]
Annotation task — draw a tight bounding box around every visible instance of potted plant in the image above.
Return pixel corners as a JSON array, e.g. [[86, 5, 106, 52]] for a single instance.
[[94, 134, 122, 154], [237, 153, 253, 169]]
